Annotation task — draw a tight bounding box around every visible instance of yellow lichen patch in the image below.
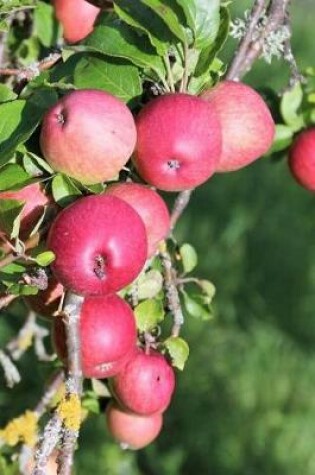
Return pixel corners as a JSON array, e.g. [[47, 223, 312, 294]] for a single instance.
[[18, 331, 33, 351], [57, 394, 82, 432], [0, 411, 38, 447]]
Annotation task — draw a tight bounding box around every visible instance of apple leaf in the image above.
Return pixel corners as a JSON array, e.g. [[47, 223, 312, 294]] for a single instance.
[[33, 0, 61, 47], [22, 150, 54, 177], [0, 84, 17, 103], [176, 0, 220, 49], [6, 283, 38, 296], [280, 83, 305, 131], [73, 55, 142, 104], [134, 298, 165, 332], [269, 125, 294, 154], [0, 164, 32, 191], [51, 174, 82, 208], [0, 199, 24, 239], [164, 336, 189, 371], [180, 243, 198, 274], [84, 14, 166, 79], [34, 251, 55, 267], [182, 291, 214, 321], [137, 270, 163, 300], [199, 280, 216, 302]]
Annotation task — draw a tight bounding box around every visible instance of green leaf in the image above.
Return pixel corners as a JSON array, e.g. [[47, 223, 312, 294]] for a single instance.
[[34, 251, 55, 267], [180, 243, 198, 273], [140, 0, 188, 43], [0, 199, 24, 238], [51, 174, 82, 207], [182, 291, 213, 321], [6, 283, 39, 296], [22, 150, 54, 177], [137, 270, 163, 300], [82, 391, 100, 414], [269, 124, 294, 154], [280, 83, 305, 131], [114, 0, 174, 55], [199, 279, 216, 301], [134, 298, 165, 332], [0, 164, 32, 191], [84, 14, 166, 78], [195, 6, 230, 77], [73, 54, 142, 103], [91, 378, 111, 398], [0, 84, 17, 103], [33, 0, 61, 47], [0, 89, 58, 166], [176, 0, 220, 48], [164, 336, 189, 370]]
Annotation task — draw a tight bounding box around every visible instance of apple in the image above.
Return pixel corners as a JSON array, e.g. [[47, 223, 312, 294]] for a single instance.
[[53, 294, 137, 378], [106, 183, 170, 257], [201, 80, 275, 172], [47, 194, 147, 296], [40, 89, 137, 185], [289, 128, 315, 191], [133, 93, 222, 191], [52, 0, 100, 44], [111, 349, 175, 415], [0, 182, 50, 237], [24, 276, 64, 318], [106, 401, 163, 450]]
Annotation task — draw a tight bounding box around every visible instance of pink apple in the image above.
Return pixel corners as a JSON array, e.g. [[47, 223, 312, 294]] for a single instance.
[[25, 277, 64, 318], [53, 294, 137, 378], [133, 93, 222, 191], [289, 128, 315, 191], [52, 0, 100, 44], [40, 89, 137, 185], [0, 182, 50, 237], [47, 194, 147, 296], [106, 183, 170, 257], [201, 80, 275, 172], [106, 401, 163, 450], [111, 349, 175, 415]]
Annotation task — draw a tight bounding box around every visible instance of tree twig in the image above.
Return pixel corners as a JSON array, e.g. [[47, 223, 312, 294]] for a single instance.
[[0, 52, 62, 80], [170, 190, 193, 232]]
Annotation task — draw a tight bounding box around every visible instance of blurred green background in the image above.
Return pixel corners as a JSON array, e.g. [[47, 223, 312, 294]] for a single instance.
[[1, 1, 315, 474]]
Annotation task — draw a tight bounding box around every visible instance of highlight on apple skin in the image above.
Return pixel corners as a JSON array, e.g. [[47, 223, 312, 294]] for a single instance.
[[53, 294, 137, 378], [52, 0, 100, 44], [133, 93, 222, 192], [289, 128, 315, 191], [40, 89, 137, 185], [0, 182, 50, 237], [106, 182, 170, 257], [110, 349, 175, 415], [47, 194, 147, 296], [106, 401, 163, 450], [201, 80, 275, 172]]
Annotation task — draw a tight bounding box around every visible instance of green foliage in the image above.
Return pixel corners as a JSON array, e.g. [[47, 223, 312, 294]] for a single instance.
[[134, 298, 165, 332], [164, 336, 189, 370]]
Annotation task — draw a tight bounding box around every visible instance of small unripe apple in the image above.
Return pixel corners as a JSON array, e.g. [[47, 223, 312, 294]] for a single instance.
[[111, 349, 175, 415], [106, 183, 170, 257], [53, 294, 137, 378], [25, 277, 64, 318], [106, 401, 163, 450], [47, 195, 147, 296], [133, 93, 222, 191], [201, 80, 275, 172], [289, 128, 315, 191], [40, 89, 137, 185], [52, 0, 100, 44], [0, 182, 50, 237]]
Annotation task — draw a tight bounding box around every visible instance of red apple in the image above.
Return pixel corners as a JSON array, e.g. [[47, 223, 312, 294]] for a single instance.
[[289, 128, 315, 191], [111, 349, 175, 415], [52, 0, 100, 44], [201, 80, 275, 172], [106, 183, 170, 257], [40, 89, 137, 185], [53, 294, 137, 378], [106, 401, 163, 450], [47, 194, 147, 296], [25, 277, 64, 318], [133, 93, 222, 191], [0, 182, 50, 237]]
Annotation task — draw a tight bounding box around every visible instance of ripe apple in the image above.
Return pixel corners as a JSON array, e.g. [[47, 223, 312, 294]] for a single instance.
[[201, 80, 275, 172], [24, 276, 64, 318], [133, 93, 222, 191], [289, 128, 315, 191], [47, 194, 147, 296], [0, 182, 50, 237], [106, 401, 163, 450], [106, 183, 170, 257], [53, 294, 137, 378], [40, 89, 137, 185], [111, 349, 175, 415], [52, 0, 100, 44]]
